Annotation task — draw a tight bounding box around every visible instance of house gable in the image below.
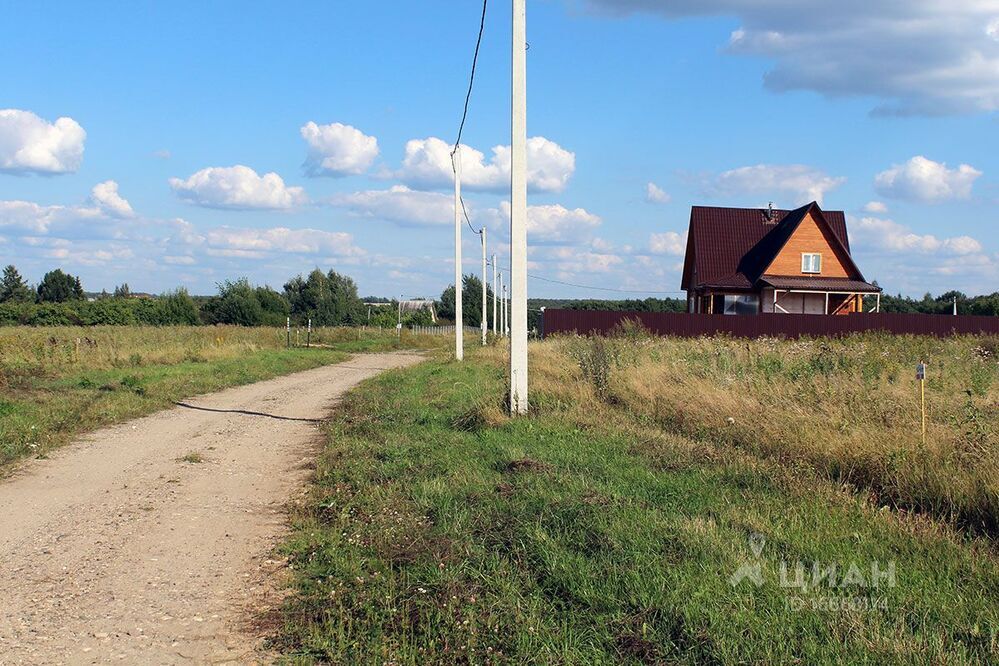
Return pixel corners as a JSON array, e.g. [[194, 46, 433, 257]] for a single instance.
[[763, 210, 859, 279]]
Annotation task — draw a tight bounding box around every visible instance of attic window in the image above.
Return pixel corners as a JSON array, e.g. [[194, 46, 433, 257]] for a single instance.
[[801, 253, 822, 274]]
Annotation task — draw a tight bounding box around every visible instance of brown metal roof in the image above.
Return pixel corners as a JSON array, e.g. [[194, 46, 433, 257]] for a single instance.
[[680, 202, 856, 292], [760, 276, 881, 293]]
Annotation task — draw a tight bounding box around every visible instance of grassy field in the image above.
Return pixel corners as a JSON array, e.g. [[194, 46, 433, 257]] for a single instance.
[[277, 332, 998, 664], [0, 325, 442, 469]]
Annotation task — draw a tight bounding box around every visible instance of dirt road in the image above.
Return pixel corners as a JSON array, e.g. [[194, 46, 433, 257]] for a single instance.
[[0, 352, 424, 665]]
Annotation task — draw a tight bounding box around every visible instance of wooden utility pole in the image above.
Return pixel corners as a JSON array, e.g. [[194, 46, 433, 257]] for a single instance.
[[509, 0, 528, 413]]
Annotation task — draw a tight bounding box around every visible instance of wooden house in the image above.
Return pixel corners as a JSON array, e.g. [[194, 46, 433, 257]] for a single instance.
[[680, 202, 881, 315]]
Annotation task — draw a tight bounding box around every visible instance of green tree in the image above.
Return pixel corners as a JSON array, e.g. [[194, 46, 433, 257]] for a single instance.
[[37, 269, 84, 303], [212, 278, 264, 326], [0, 265, 34, 303], [438, 274, 494, 327], [158, 288, 200, 325], [327, 269, 364, 325], [113, 283, 131, 299], [255, 286, 291, 327], [284, 268, 363, 326]]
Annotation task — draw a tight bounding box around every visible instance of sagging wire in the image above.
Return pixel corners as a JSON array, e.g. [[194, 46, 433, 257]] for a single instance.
[[451, 0, 489, 237], [486, 260, 686, 295]]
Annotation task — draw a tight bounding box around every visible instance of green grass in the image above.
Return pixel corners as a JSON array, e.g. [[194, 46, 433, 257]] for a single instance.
[[276, 348, 999, 664], [0, 348, 349, 467], [0, 325, 446, 469]]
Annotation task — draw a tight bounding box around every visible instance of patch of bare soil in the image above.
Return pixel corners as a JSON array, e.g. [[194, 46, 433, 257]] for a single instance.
[[0, 353, 423, 665]]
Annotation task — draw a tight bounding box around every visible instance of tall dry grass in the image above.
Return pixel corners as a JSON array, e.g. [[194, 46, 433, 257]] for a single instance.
[[526, 330, 999, 531], [0, 325, 441, 382], [0, 326, 293, 381]]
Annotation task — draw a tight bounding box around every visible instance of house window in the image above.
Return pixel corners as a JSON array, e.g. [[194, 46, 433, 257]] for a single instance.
[[723, 294, 759, 315], [801, 253, 822, 274]]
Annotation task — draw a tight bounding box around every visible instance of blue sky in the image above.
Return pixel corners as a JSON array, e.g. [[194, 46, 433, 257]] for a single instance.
[[1, 0, 997, 298]]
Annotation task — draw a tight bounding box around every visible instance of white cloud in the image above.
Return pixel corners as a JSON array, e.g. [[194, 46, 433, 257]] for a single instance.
[[485, 202, 602, 243], [852, 216, 983, 255], [301, 121, 379, 177], [646, 182, 671, 204], [0, 109, 86, 174], [542, 246, 624, 273], [90, 180, 135, 218], [0, 200, 69, 234], [163, 255, 195, 265], [203, 226, 364, 257], [42, 245, 134, 266], [874, 156, 981, 203], [586, 1, 999, 115], [989, 18, 999, 41], [650, 231, 686, 255], [397, 136, 575, 193], [169, 165, 307, 210], [527, 204, 601, 241], [707, 164, 845, 206], [863, 201, 888, 213], [591, 237, 614, 252], [330, 185, 454, 227], [0, 193, 110, 235], [167, 218, 205, 246]]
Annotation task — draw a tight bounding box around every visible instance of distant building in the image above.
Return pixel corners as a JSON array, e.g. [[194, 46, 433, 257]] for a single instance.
[[681, 202, 881, 315], [365, 300, 437, 323]]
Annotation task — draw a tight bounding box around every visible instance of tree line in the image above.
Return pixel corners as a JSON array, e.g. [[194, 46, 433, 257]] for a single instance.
[[0, 265, 411, 328], [1, 264, 996, 327], [877, 290, 999, 317]]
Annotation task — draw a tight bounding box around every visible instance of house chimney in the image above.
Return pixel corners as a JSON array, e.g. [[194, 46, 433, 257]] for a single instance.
[[763, 201, 776, 223]]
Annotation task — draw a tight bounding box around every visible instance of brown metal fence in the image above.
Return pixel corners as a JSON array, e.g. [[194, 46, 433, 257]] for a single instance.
[[541, 310, 999, 339]]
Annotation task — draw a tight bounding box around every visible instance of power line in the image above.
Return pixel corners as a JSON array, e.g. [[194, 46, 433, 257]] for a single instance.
[[527, 274, 685, 295], [451, 0, 488, 237], [453, 0, 488, 152], [486, 260, 686, 295], [460, 196, 479, 235]]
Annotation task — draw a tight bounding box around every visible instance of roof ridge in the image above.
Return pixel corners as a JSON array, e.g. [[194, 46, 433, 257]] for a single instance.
[[682, 203, 855, 291]]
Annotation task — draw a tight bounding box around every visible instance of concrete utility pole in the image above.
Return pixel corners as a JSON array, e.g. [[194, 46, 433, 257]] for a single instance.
[[503, 282, 509, 337], [481, 228, 488, 346], [509, 0, 529, 413], [500, 276, 506, 337], [492, 253, 498, 337], [454, 146, 464, 360]]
